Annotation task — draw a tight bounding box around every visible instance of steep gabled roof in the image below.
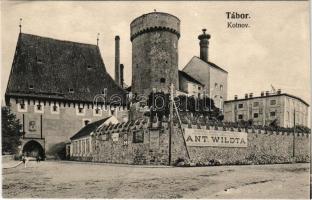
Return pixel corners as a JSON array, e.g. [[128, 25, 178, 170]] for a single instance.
[[70, 117, 110, 140], [178, 70, 204, 86], [6, 33, 127, 103], [183, 56, 228, 73]]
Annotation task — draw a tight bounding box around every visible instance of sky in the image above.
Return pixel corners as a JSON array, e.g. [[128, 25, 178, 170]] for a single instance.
[[1, 1, 310, 105]]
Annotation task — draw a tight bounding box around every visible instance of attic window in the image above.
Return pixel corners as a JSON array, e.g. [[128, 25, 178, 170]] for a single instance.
[[69, 88, 74, 93], [36, 56, 43, 64], [87, 65, 94, 70]]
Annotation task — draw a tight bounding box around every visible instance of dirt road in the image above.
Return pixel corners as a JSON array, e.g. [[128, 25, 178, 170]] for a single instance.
[[2, 161, 310, 198]]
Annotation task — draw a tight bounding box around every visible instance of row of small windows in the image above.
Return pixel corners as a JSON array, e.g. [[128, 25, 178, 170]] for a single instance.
[[238, 99, 277, 109], [214, 83, 223, 91], [17, 102, 116, 116], [238, 111, 276, 120]]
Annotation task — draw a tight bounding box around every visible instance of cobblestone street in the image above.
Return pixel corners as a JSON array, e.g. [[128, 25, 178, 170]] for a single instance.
[[2, 161, 310, 198]]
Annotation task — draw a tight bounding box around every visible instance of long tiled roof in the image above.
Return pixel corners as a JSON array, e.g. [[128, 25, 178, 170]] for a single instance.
[[178, 70, 204, 86], [6, 33, 127, 103], [70, 117, 110, 140], [194, 56, 228, 73]]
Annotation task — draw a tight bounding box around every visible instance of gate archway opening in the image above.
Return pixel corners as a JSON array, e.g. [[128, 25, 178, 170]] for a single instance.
[[22, 140, 45, 160]]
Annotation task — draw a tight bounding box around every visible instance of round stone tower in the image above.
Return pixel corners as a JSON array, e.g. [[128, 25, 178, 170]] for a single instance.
[[130, 12, 180, 96]]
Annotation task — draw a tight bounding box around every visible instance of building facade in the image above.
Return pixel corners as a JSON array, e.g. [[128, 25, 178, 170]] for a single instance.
[[224, 91, 309, 127], [5, 33, 128, 158], [178, 70, 204, 97], [182, 30, 228, 110]]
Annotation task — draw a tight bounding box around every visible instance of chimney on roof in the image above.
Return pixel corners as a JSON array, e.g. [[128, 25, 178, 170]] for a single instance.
[[245, 94, 248, 99], [249, 93, 253, 98], [198, 28, 211, 62], [265, 91, 270, 96], [261, 91, 264, 97], [115, 36, 120, 86], [120, 64, 124, 88], [234, 95, 238, 100], [277, 89, 281, 94]]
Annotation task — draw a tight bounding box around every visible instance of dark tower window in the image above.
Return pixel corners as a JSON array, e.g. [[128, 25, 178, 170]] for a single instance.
[[69, 88, 74, 93], [37, 104, 42, 111], [29, 85, 34, 90], [160, 78, 166, 83]]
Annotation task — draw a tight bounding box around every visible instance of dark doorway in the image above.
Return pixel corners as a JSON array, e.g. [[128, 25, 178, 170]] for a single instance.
[[22, 140, 45, 160]]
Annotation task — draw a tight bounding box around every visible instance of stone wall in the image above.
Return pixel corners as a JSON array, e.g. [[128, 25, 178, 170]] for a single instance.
[[131, 12, 180, 96], [71, 120, 310, 165]]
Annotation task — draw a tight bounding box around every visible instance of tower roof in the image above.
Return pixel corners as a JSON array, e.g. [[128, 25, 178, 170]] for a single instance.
[[5, 33, 127, 103]]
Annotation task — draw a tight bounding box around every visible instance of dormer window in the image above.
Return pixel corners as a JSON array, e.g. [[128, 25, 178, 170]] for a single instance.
[[36, 56, 43, 64], [87, 65, 95, 70], [69, 88, 74, 93]]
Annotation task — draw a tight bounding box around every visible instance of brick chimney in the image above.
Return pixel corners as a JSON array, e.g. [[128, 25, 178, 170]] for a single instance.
[[198, 29, 211, 62], [120, 64, 124, 88], [115, 36, 120, 86]]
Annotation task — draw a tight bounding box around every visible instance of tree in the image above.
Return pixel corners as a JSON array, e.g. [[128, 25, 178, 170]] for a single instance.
[[2, 106, 22, 154]]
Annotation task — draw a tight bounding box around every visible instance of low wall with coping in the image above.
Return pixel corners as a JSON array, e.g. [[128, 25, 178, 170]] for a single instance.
[[70, 120, 310, 165]]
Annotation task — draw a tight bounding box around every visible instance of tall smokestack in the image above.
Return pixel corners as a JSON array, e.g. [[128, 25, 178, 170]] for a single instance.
[[115, 36, 120, 86], [120, 64, 124, 88], [198, 28, 210, 62]]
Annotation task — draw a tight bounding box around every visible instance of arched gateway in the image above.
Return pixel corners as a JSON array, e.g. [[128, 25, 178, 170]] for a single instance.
[[22, 140, 45, 159]]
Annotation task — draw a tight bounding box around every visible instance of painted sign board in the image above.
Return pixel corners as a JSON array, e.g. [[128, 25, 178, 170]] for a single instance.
[[184, 128, 247, 148], [112, 133, 119, 142]]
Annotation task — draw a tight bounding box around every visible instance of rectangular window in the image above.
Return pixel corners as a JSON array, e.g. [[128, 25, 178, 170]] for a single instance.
[[17, 99, 27, 112], [238, 103, 243, 109], [238, 114, 243, 120], [34, 102, 44, 113], [198, 86, 201, 90], [215, 83, 218, 89], [270, 99, 276, 105], [253, 113, 259, 118], [133, 130, 144, 143], [220, 85, 223, 91], [51, 104, 60, 114], [37, 104, 42, 111], [253, 102, 259, 107], [270, 111, 276, 117], [93, 107, 102, 116], [86, 139, 90, 153], [76, 106, 85, 116]]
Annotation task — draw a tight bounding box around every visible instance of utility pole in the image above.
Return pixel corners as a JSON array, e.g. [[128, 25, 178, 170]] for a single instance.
[[168, 83, 174, 166], [293, 109, 296, 158]]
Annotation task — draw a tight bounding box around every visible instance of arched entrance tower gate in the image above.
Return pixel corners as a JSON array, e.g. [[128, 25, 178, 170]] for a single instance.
[[20, 139, 45, 159]]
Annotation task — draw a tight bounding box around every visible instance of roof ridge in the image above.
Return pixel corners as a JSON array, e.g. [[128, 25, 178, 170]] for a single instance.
[[20, 32, 98, 48], [193, 56, 228, 73]]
